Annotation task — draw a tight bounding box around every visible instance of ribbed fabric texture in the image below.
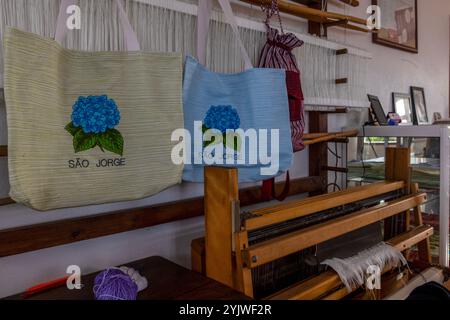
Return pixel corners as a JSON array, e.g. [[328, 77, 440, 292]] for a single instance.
[[182, 56, 293, 183], [257, 27, 302, 72], [0, 0, 369, 107], [4, 28, 184, 211]]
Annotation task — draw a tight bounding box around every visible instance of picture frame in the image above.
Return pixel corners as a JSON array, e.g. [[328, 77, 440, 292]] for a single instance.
[[410, 87, 428, 125], [392, 92, 413, 125], [372, 0, 418, 53], [367, 94, 388, 126]]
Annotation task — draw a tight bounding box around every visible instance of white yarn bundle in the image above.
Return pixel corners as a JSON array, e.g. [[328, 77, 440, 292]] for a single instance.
[[119, 266, 148, 292], [321, 242, 408, 292]]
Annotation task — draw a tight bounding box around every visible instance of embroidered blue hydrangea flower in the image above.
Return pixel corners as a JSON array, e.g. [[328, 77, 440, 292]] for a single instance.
[[71, 95, 121, 134], [203, 105, 240, 133]]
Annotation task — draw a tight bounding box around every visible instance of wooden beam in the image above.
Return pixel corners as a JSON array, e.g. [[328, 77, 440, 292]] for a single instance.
[[303, 130, 354, 140], [268, 225, 433, 300], [323, 19, 348, 29], [411, 183, 432, 263], [308, 111, 328, 195], [240, 0, 367, 26], [307, 1, 323, 36], [248, 0, 372, 34], [0, 145, 7, 157], [322, 166, 348, 173], [235, 231, 254, 297], [330, 137, 349, 143], [336, 48, 348, 55], [291, 0, 321, 6], [386, 225, 434, 251], [385, 147, 411, 193], [0, 175, 323, 208], [335, 78, 348, 84], [321, 286, 350, 300], [303, 132, 329, 139], [384, 147, 411, 239], [412, 183, 424, 225], [303, 129, 358, 145], [335, 0, 359, 7], [0, 197, 14, 206], [246, 180, 405, 231], [0, 176, 322, 258], [243, 193, 427, 268], [0, 197, 203, 258], [268, 270, 341, 300], [204, 167, 238, 288]]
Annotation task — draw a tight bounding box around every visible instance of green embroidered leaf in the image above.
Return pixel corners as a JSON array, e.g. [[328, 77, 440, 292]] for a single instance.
[[224, 132, 241, 151], [65, 122, 81, 137], [73, 130, 97, 153], [202, 129, 223, 148], [98, 129, 124, 156]]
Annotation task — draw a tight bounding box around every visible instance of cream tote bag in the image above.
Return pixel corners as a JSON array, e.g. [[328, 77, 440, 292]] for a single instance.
[[3, 0, 183, 211]]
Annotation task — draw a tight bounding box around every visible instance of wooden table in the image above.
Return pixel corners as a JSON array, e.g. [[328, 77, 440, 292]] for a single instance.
[[5, 256, 250, 300]]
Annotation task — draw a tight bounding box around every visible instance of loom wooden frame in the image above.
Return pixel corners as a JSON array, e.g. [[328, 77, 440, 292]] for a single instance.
[[240, 0, 370, 33], [200, 147, 433, 299]]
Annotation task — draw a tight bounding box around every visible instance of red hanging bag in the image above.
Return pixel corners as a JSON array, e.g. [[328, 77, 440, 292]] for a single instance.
[[258, 1, 306, 201]]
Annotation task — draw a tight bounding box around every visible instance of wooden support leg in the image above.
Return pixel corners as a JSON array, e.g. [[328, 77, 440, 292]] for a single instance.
[[309, 112, 328, 195], [307, 2, 326, 37], [384, 147, 412, 239], [204, 166, 239, 288], [235, 231, 254, 298], [385, 147, 411, 193], [411, 183, 432, 264]]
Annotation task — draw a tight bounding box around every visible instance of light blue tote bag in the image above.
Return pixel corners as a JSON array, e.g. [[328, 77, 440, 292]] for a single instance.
[[182, 0, 292, 182]]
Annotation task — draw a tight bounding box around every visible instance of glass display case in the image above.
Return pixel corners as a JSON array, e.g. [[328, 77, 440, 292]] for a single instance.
[[347, 125, 450, 266]]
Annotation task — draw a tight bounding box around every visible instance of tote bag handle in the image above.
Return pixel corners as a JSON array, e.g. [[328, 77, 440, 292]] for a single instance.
[[55, 0, 141, 51], [197, 0, 253, 70]]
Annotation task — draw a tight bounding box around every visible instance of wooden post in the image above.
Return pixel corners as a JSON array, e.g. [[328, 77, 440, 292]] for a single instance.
[[384, 147, 411, 239], [309, 112, 328, 195], [204, 166, 239, 288], [234, 231, 254, 297], [411, 183, 432, 264], [306, 0, 327, 194], [385, 147, 411, 193], [308, 2, 325, 37]]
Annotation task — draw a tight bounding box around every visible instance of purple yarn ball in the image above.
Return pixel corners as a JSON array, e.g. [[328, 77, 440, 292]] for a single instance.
[[93, 268, 138, 300]]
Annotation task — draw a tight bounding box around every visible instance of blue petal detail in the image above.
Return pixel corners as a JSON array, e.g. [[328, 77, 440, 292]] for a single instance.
[[203, 105, 240, 133], [71, 95, 121, 134]]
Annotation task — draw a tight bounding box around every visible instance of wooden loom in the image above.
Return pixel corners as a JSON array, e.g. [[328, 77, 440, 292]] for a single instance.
[[193, 147, 435, 299]]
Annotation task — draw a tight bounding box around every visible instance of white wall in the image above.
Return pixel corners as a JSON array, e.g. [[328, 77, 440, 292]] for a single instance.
[[0, 0, 449, 298], [328, 0, 450, 119]]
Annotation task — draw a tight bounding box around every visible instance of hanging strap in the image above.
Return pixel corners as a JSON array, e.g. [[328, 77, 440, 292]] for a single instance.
[[55, 0, 140, 51], [197, 0, 252, 70], [260, 0, 284, 34], [261, 171, 290, 202]]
